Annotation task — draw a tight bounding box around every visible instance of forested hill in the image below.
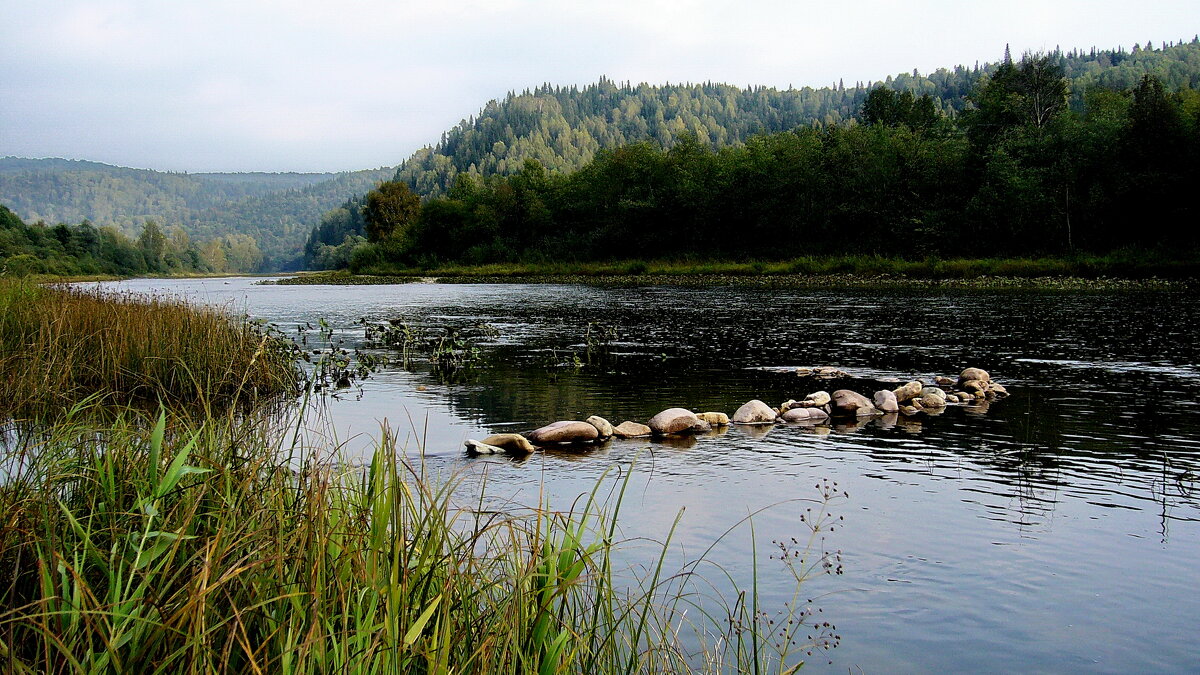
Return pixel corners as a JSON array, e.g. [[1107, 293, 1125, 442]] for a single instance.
[[0, 158, 394, 269], [395, 39, 1200, 196]]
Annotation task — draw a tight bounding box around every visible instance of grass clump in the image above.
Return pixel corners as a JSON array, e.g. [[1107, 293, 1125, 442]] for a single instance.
[[0, 407, 843, 672], [0, 279, 301, 419]]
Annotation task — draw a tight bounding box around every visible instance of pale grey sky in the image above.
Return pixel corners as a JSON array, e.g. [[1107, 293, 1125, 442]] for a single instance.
[[2, 0, 1196, 172]]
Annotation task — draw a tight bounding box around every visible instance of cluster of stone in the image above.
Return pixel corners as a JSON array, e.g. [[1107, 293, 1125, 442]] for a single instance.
[[464, 368, 1007, 454]]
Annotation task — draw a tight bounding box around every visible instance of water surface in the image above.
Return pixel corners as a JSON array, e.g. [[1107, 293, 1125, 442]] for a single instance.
[[97, 277, 1200, 673]]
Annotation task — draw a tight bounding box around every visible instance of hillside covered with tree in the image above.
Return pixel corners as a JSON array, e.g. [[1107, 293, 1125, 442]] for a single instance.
[[336, 51, 1200, 272], [304, 38, 1200, 268], [0, 159, 393, 270], [390, 39, 1200, 197]]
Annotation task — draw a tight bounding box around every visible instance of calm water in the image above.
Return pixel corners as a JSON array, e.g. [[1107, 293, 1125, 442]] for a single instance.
[[96, 277, 1200, 673]]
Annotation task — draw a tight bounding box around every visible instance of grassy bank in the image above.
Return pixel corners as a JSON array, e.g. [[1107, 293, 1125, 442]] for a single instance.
[[0, 279, 301, 420], [0, 407, 838, 672], [276, 254, 1198, 289]]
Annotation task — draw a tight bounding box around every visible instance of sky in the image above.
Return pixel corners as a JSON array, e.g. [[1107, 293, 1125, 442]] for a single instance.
[[2, 1, 1197, 173]]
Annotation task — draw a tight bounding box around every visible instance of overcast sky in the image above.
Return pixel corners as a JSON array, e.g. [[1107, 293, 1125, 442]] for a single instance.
[[2, 1, 1196, 173]]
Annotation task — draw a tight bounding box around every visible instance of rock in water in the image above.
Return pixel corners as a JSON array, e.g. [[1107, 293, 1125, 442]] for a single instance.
[[872, 389, 899, 413], [781, 407, 830, 423], [527, 421, 600, 445], [920, 386, 947, 402], [893, 380, 923, 403], [732, 400, 777, 425], [959, 379, 987, 395], [696, 412, 730, 426], [481, 433, 535, 454], [832, 390, 879, 416], [802, 391, 832, 407], [586, 415, 614, 438], [613, 421, 652, 438], [987, 382, 1009, 398], [464, 439, 505, 455], [648, 408, 707, 436], [958, 367, 990, 385]]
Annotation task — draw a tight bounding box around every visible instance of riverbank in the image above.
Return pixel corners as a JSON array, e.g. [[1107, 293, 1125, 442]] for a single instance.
[[274, 254, 1198, 290]]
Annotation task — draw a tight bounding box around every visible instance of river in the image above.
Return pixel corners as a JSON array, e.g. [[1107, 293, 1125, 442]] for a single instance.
[[92, 276, 1200, 673]]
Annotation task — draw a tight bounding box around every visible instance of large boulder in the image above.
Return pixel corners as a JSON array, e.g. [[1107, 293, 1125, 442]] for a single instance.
[[527, 421, 600, 445], [696, 412, 730, 426], [586, 415, 614, 438], [920, 386, 947, 402], [832, 390, 878, 417], [781, 407, 830, 423], [647, 408, 708, 436], [958, 368, 990, 385], [893, 381, 923, 403], [481, 433, 535, 453], [613, 421, 652, 438], [872, 389, 899, 413], [732, 400, 777, 425]]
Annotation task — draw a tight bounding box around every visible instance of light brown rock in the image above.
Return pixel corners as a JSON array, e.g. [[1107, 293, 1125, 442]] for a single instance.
[[959, 368, 991, 385], [872, 389, 899, 413], [781, 407, 830, 423], [803, 391, 832, 407], [696, 412, 730, 426], [648, 408, 706, 436], [959, 379, 987, 395], [464, 439, 505, 455], [481, 433, 535, 453], [613, 421, 652, 438], [832, 390, 878, 416], [893, 380, 923, 403], [732, 399, 778, 425], [586, 415, 614, 438], [527, 421, 600, 445]]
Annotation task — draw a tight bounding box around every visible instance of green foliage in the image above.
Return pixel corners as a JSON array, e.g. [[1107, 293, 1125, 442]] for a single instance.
[[364, 181, 422, 242], [344, 53, 1199, 270], [0, 159, 394, 270], [0, 406, 844, 672]]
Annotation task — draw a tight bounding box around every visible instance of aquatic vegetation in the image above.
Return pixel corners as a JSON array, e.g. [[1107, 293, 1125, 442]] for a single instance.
[[0, 404, 846, 672], [0, 279, 302, 420]]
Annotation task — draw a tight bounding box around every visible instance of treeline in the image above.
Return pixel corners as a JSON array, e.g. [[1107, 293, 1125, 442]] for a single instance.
[[387, 39, 1200, 199], [334, 56, 1199, 270], [0, 205, 264, 276], [0, 159, 393, 270]]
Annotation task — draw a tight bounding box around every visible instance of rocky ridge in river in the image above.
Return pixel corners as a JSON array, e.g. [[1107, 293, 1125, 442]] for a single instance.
[[464, 367, 1009, 455]]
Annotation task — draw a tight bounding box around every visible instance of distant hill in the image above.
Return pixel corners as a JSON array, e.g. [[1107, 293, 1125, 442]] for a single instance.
[[392, 39, 1200, 196], [0, 158, 393, 269]]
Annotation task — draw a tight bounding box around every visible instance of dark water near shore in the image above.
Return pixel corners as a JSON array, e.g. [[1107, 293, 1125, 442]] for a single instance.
[[96, 277, 1200, 673]]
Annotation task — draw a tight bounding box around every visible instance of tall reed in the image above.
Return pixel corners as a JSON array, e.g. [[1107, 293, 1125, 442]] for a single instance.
[[0, 279, 301, 420], [0, 405, 842, 673]]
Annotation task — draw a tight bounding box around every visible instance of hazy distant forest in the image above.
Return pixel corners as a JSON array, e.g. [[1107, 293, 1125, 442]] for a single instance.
[[3, 39, 1198, 276], [307, 40, 1200, 271]]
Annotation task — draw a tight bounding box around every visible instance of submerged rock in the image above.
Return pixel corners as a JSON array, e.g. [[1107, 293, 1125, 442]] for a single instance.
[[732, 400, 778, 425], [613, 420, 652, 438], [481, 433, 535, 453], [933, 375, 956, 387], [586, 415, 614, 438], [648, 408, 708, 436], [527, 421, 600, 445]]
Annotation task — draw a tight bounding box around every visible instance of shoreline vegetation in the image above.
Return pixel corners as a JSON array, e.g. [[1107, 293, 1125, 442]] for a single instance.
[[0, 278, 841, 672], [271, 254, 1198, 290]]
